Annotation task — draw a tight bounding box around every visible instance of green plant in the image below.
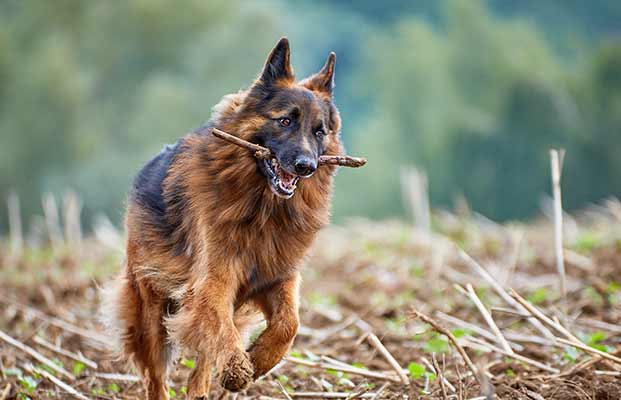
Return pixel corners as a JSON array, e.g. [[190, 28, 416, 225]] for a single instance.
[[527, 287, 548, 304], [407, 362, 426, 379], [18, 375, 38, 394], [72, 361, 86, 376]]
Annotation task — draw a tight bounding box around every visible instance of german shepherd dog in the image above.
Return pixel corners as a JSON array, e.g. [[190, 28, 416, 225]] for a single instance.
[[101, 38, 342, 399]]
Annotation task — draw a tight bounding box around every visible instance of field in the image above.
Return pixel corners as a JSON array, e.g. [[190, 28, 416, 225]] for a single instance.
[[1, 199, 621, 399]]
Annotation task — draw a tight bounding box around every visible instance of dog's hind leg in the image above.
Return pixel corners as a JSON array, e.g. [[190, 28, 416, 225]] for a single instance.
[[131, 280, 172, 400], [103, 268, 171, 400]]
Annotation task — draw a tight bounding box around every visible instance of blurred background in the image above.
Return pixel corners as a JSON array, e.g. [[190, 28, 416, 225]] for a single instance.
[[1, 0, 620, 231]]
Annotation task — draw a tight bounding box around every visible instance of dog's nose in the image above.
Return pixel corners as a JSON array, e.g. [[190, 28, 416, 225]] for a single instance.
[[294, 156, 317, 177]]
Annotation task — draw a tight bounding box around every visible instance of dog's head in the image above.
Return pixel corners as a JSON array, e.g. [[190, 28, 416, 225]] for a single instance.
[[239, 38, 341, 199]]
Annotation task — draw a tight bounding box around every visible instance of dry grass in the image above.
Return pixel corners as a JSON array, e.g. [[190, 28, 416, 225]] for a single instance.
[[1, 200, 621, 399]]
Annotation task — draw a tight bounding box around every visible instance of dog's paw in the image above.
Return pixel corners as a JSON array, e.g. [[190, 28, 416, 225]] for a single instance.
[[219, 350, 254, 392]]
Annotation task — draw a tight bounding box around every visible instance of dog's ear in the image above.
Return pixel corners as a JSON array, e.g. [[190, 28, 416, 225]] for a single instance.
[[301, 52, 336, 95], [258, 37, 294, 86]]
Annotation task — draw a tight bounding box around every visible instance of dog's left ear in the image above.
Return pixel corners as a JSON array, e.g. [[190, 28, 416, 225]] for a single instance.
[[301, 52, 336, 96]]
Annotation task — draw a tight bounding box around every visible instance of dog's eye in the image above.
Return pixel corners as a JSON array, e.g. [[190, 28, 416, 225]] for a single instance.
[[315, 129, 326, 137], [278, 118, 291, 127]]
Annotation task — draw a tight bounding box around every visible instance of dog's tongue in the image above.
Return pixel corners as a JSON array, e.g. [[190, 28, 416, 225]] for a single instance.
[[278, 169, 296, 188]]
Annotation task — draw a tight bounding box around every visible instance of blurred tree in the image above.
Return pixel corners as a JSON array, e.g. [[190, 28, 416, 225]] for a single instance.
[[566, 43, 621, 208], [0, 0, 286, 225], [0, 0, 620, 230]]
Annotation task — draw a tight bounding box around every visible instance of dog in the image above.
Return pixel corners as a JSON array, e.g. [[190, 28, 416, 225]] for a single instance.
[[100, 37, 343, 399]]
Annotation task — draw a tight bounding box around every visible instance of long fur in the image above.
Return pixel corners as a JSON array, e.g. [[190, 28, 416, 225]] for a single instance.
[[100, 38, 342, 399]]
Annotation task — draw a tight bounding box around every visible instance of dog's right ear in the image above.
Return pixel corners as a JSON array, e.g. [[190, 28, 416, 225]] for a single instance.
[[258, 37, 294, 86]]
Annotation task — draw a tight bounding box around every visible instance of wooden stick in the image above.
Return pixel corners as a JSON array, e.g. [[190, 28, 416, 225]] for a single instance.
[[0, 383, 10, 400], [24, 364, 89, 400], [507, 290, 621, 363], [550, 149, 567, 317], [89, 372, 140, 382], [211, 128, 367, 168], [275, 380, 294, 400], [576, 318, 621, 334], [458, 250, 556, 340], [410, 309, 482, 386], [289, 392, 378, 399], [420, 357, 456, 393], [369, 382, 389, 400], [0, 297, 110, 349], [318, 155, 367, 168], [366, 333, 410, 385], [435, 311, 521, 350], [556, 338, 621, 364], [33, 336, 98, 370], [212, 128, 272, 159], [461, 337, 559, 373], [285, 356, 401, 383], [465, 284, 513, 354], [0, 330, 75, 380], [508, 289, 580, 344], [432, 353, 449, 400], [595, 370, 621, 376]]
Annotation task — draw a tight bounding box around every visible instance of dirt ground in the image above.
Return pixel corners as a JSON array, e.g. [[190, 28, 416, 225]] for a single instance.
[[1, 202, 620, 399]]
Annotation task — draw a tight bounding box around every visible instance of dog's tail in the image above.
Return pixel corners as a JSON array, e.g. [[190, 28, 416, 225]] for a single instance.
[[98, 271, 138, 360]]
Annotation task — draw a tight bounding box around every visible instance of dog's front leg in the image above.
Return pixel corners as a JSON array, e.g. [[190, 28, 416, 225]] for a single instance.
[[171, 260, 254, 394], [249, 272, 300, 378]]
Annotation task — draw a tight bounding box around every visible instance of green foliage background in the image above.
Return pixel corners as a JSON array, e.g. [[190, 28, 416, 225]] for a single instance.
[[0, 0, 620, 228]]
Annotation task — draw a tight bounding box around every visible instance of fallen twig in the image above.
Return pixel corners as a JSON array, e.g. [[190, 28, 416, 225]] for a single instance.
[[88, 372, 140, 382], [509, 289, 621, 365], [594, 370, 621, 376], [576, 318, 621, 334], [366, 332, 410, 385], [420, 357, 456, 393], [298, 315, 359, 344], [556, 338, 621, 365], [409, 309, 482, 386], [554, 356, 600, 378], [211, 128, 367, 168], [370, 383, 389, 400], [0, 383, 10, 400], [431, 354, 449, 400], [464, 284, 513, 354], [288, 392, 378, 398], [285, 356, 401, 383], [420, 353, 456, 393], [24, 364, 89, 400], [461, 337, 559, 373], [0, 329, 75, 380], [33, 335, 98, 370], [0, 297, 110, 349], [435, 311, 523, 351], [508, 289, 580, 344], [458, 250, 556, 340], [276, 380, 294, 400]]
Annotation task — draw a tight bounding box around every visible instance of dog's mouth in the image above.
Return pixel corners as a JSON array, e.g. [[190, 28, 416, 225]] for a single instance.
[[260, 158, 300, 199]]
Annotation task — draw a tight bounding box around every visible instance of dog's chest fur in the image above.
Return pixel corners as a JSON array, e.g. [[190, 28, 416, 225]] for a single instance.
[[140, 132, 335, 296]]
